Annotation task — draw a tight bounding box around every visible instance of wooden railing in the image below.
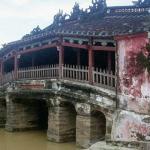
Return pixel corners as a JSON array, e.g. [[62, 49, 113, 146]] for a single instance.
[[0, 64, 116, 90], [93, 68, 116, 90], [18, 64, 59, 80], [63, 64, 89, 82]]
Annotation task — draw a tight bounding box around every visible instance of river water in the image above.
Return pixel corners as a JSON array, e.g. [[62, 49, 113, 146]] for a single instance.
[[0, 129, 76, 150]]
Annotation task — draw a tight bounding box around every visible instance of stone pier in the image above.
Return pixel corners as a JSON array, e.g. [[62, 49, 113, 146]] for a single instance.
[[5, 95, 43, 131], [76, 103, 111, 148], [47, 99, 76, 142]]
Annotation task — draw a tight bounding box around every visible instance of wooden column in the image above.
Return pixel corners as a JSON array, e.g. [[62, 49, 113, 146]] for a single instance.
[[77, 49, 80, 66], [108, 52, 112, 73], [88, 46, 93, 84], [14, 54, 18, 80], [58, 45, 64, 79], [0, 60, 3, 81]]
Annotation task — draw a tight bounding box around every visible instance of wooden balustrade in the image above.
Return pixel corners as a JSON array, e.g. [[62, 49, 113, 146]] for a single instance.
[[18, 64, 59, 80], [93, 68, 116, 90], [0, 64, 116, 90], [63, 64, 89, 82]]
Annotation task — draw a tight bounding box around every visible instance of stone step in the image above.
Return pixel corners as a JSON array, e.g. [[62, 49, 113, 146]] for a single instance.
[[84, 142, 137, 150]]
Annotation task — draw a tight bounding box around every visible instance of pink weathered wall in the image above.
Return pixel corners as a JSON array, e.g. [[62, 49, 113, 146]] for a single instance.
[[112, 110, 150, 142], [112, 33, 150, 142], [117, 33, 150, 114]]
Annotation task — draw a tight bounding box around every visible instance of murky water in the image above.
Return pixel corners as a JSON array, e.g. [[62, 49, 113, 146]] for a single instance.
[[0, 129, 76, 150]]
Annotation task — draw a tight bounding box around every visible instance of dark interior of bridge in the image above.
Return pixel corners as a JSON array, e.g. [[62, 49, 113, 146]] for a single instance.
[[3, 47, 115, 73], [37, 100, 48, 130], [91, 110, 106, 142]]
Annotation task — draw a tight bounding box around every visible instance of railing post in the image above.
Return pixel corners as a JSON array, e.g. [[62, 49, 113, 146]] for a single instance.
[[58, 44, 64, 79], [88, 46, 93, 84], [0, 60, 3, 84]]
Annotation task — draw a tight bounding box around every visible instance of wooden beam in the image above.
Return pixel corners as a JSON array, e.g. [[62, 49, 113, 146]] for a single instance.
[[88, 46, 93, 84], [19, 43, 57, 55], [62, 42, 87, 49], [92, 45, 116, 51]]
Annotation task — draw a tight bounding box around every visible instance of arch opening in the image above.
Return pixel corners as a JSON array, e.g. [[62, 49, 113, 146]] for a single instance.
[[91, 110, 106, 143]]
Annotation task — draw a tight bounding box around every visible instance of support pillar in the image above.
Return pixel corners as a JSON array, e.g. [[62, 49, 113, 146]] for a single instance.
[[76, 103, 107, 148], [58, 45, 64, 79], [5, 94, 39, 131], [47, 100, 76, 142], [88, 46, 93, 84], [0, 60, 3, 81], [14, 54, 18, 80]]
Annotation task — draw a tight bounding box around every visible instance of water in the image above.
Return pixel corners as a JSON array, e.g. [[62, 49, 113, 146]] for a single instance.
[[0, 129, 76, 150]]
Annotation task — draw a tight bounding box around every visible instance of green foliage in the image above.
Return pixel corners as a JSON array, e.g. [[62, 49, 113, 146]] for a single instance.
[[137, 43, 150, 73]]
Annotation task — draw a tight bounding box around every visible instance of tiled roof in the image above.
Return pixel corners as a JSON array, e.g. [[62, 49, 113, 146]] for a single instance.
[[1, 5, 150, 53], [44, 6, 150, 37]]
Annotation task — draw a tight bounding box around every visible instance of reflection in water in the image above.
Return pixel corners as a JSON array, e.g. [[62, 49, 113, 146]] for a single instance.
[[0, 129, 76, 150]]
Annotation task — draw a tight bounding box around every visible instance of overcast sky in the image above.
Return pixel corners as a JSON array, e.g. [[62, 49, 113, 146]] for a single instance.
[[0, 0, 133, 47]]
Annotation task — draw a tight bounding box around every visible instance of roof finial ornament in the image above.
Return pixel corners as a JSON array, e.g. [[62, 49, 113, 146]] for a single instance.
[[133, 0, 150, 6]]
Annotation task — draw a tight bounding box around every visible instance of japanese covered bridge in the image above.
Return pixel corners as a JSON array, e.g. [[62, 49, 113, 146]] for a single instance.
[[0, 0, 150, 149]]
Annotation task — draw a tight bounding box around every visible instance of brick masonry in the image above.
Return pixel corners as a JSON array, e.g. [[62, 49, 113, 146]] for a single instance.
[[47, 104, 76, 142]]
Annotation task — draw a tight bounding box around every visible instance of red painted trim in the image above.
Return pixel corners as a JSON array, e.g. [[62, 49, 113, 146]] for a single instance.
[[62, 42, 87, 49], [14, 55, 18, 79], [0, 61, 3, 78], [19, 43, 57, 55], [92, 45, 116, 51], [2, 56, 14, 63], [59, 45, 64, 79], [88, 46, 93, 84], [115, 32, 148, 41]]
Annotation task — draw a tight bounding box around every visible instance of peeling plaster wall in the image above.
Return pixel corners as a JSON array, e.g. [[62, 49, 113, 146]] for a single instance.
[[112, 110, 150, 142], [118, 34, 150, 114], [114, 33, 150, 142]]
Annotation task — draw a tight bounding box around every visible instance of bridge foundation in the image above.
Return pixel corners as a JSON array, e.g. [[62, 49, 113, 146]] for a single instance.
[[76, 103, 108, 148], [5, 94, 48, 131], [47, 100, 76, 142]]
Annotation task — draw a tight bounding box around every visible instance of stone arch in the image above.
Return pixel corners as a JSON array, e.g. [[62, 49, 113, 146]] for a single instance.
[[91, 105, 114, 142], [5, 94, 49, 131], [90, 110, 106, 143]]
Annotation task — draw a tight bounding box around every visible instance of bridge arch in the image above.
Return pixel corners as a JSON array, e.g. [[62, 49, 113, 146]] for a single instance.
[[90, 110, 106, 143]]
